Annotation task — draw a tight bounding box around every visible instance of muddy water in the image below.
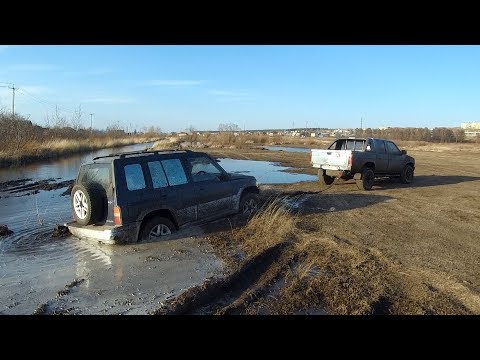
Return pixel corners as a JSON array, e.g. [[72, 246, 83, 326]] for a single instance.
[[0, 143, 224, 315], [0, 145, 316, 314]]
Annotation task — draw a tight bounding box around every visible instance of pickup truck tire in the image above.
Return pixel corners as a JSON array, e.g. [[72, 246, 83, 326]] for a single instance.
[[71, 184, 104, 226], [400, 164, 414, 184], [319, 170, 335, 186], [356, 168, 375, 191], [139, 216, 175, 241]]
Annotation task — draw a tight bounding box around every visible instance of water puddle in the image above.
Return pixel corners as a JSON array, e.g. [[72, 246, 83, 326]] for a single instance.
[[218, 158, 317, 184], [264, 146, 311, 153]]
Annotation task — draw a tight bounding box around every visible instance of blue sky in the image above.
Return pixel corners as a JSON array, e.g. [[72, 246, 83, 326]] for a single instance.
[[0, 45, 479, 132]]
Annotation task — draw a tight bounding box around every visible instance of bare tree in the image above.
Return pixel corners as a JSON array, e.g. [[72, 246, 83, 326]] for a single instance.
[[70, 105, 83, 131], [218, 123, 241, 132]]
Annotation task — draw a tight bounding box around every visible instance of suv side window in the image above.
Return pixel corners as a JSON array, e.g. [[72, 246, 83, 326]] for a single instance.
[[161, 158, 188, 186], [187, 156, 222, 182], [147, 161, 169, 188], [124, 163, 146, 191]]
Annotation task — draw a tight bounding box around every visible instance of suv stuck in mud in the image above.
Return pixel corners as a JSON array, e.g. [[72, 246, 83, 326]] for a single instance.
[[66, 149, 260, 244]]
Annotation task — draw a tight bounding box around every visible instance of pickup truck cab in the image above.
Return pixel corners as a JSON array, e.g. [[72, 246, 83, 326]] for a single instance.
[[311, 138, 415, 190]]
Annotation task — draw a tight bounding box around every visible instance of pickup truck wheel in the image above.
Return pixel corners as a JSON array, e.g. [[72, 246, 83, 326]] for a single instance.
[[239, 193, 259, 216], [71, 184, 104, 226], [319, 170, 334, 186], [139, 216, 175, 241], [400, 164, 414, 184], [356, 168, 375, 191]]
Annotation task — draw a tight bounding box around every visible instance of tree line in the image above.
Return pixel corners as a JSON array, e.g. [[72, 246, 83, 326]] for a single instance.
[[0, 109, 162, 154], [353, 127, 469, 143]]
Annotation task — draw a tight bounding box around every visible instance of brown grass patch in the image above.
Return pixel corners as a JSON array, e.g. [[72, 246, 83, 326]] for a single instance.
[[233, 198, 298, 257], [196, 196, 471, 315]]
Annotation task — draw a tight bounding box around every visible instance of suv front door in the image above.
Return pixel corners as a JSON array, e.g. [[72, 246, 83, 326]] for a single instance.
[[186, 156, 234, 220]]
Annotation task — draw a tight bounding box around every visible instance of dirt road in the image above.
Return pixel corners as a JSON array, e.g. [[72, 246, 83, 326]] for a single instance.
[[159, 146, 480, 314]]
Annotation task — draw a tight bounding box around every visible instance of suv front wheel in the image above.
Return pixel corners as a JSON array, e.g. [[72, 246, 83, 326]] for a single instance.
[[139, 216, 175, 241], [239, 193, 259, 216]]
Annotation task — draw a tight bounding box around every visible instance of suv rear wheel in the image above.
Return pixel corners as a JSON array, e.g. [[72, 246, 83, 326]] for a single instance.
[[139, 216, 175, 241], [71, 184, 104, 225]]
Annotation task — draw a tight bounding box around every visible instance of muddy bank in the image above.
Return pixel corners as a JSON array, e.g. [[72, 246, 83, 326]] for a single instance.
[[0, 138, 157, 169], [0, 178, 74, 198], [0, 225, 13, 236]]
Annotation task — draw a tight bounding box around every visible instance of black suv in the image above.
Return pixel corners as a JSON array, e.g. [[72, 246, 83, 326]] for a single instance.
[[66, 149, 260, 244]]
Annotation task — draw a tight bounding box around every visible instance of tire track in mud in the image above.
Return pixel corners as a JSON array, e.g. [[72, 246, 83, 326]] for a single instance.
[[154, 242, 291, 315]]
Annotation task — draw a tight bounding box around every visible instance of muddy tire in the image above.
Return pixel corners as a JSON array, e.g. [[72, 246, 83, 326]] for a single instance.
[[71, 184, 104, 226], [318, 169, 335, 186], [139, 216, 175, 242], [400, 164, 414, 184], [355, 168, 375, 191], [239, 193, 259, 216]]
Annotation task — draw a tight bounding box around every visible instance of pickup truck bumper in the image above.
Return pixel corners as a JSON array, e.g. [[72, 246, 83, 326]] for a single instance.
[[66, 221, 139, 245], [325, 169, 351, 178]]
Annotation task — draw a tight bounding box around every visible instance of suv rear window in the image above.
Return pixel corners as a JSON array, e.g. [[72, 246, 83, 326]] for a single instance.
[[124, 163, 146, 190], [79, 164, 111, 188]]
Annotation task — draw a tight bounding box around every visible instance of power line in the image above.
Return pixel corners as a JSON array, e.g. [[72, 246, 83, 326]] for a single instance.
[[18, 88, 77, 114]]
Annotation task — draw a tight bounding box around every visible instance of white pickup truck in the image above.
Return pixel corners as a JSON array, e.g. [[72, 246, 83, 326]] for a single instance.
[[311, 138, 415, 190]]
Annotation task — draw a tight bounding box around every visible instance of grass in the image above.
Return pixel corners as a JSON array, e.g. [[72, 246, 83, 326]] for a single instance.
[[0, 136, 159, 168], [233, 198, 298, 257], [206, 195, 471, 315]]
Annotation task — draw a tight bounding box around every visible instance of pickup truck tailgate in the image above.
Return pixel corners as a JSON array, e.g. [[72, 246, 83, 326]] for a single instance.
[[311, 149, 352, 170]]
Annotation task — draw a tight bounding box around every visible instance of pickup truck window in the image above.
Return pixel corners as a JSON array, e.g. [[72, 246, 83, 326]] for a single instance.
[[329, 139, 366, 151], [373, 139, 386, 154], [386, 141, 401, 155]]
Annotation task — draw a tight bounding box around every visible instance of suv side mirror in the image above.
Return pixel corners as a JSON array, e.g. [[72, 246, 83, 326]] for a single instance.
[[401, 149, 407, 155], [220, 173, 230, 181]]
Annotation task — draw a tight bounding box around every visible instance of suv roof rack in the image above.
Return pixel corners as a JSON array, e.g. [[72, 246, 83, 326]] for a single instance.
[[92, 149, 192, 161]]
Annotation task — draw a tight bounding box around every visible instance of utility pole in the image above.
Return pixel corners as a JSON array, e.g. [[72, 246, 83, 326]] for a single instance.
[[10, 84, 19, 117], [90, 113, 94, 135], [0, 83, 19, 117], [361, 117, 363, 130]]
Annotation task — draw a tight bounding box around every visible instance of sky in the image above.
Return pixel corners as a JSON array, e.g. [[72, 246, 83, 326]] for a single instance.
[[1, 45, 479, 132]]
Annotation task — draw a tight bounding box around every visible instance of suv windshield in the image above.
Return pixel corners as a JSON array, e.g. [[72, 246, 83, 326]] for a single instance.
[[187, 156, 222, 182]]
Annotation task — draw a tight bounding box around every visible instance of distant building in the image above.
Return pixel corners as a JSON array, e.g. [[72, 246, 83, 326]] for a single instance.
[[310, 132, 316, 137], [461, 122, 480, 130]]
